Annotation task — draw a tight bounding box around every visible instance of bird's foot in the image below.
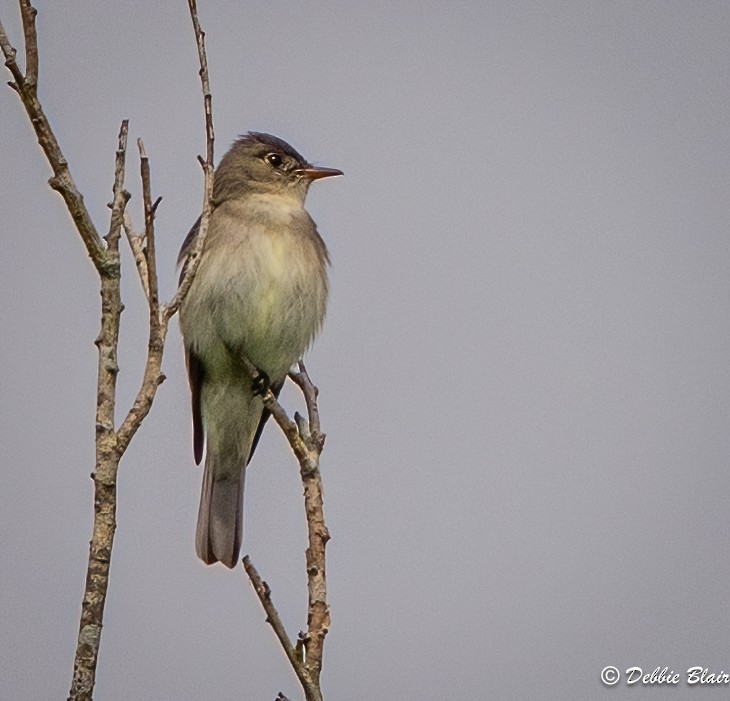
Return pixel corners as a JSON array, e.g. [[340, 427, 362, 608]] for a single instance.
[[251, 368, 271, 396]]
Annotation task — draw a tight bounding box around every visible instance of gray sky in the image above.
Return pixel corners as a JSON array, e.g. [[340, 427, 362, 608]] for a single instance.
[[1, 1, 729, 699]]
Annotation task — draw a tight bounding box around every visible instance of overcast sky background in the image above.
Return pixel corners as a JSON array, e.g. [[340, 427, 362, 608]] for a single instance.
[[1, 2, 729, 699]]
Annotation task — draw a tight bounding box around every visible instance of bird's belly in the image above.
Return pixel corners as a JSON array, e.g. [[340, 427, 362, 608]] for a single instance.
[[205, 236, 326, 379]]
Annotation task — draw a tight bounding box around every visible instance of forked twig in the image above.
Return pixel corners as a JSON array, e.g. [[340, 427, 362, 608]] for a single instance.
[[1, 2, 216, 698], [3, 3, 332, 700], [243, 362, 330, 701]]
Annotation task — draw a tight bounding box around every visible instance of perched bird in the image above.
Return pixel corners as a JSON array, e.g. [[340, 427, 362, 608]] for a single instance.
[[178, 132, 342, 568]]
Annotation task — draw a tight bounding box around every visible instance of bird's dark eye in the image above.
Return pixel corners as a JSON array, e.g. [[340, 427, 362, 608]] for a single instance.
[[265, 153, 283, 168]]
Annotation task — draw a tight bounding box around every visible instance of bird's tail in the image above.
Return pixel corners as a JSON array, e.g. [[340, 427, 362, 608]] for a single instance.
[[195, 381, 262, 568], [196, 454, 245, 568]]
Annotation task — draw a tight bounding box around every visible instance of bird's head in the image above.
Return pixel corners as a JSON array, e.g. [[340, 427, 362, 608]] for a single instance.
[[214, 132, 342, 204]]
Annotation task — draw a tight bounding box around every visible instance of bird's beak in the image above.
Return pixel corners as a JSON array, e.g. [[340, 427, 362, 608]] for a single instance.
[[296, 165, 343, 181]]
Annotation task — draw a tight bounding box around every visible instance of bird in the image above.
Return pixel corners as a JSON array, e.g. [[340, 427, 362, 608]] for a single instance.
[[177, 132, 342, 568]]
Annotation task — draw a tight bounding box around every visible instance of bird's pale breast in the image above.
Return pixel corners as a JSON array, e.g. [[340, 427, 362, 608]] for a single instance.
[[180, 196, 328, 381]]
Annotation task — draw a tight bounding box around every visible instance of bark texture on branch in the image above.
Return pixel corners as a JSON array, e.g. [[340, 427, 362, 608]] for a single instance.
[[3, 4, 334, 700], [0, 2, 215, 698], [244, 362, 331, 701]]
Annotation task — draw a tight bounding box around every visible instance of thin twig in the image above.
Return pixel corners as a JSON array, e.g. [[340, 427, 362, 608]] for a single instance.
[[188, 0, 214, 166], [118, 0, 216, 446], [243, 363, 330, 701], [122, 210, 150, 301], [106, 121, 131, 245], [165, 0, 215, 319], [137, 139, 161, 323], [243, 557, 307, 684], [0, 4, 106, 270], [290, 361, 325, 451], [19, 0, 37, 86], [116, 0, 216, 447], [116, 142, 168, 453]]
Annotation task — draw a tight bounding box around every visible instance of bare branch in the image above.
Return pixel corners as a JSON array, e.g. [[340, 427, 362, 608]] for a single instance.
[[243, 557, 307, 688], [116, 330, 168, 453], [137, 139, 161, 318], [0, 20, 22, 88], [106, 121, 131, 246], [122, 211, 151, 300], [295, 367, 330, 696], [165, 0, 215, 319], [69, 120, 129, 701], [7, 5, 333, 701], [116, 141, 168, 452], [290, 361, 324, 450], [187, 0, 214, 166], [19, 0, 37, 86], [244, 363, 330, 701], [0, 6, 106, 270], [118, 0, 217, 446]]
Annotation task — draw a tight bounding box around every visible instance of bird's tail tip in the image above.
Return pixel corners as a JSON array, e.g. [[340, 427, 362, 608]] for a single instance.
[[196, 456, 245, 569]]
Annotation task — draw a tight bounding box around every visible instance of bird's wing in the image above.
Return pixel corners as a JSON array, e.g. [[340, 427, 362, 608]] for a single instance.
[[179, 215, 205, 464], [186, 349, 205, 465], [247, 379, 284, 464], [177, 215, 201, 280]]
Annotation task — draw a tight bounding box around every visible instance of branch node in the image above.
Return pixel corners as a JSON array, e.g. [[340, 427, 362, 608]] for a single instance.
[[294, 411, 310, 439]]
